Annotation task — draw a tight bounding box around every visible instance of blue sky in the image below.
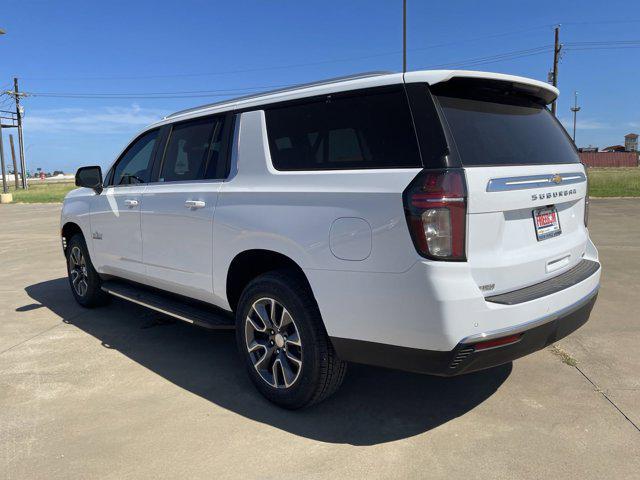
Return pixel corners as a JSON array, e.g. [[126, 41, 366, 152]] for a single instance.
[[1, 0, 639, 173]]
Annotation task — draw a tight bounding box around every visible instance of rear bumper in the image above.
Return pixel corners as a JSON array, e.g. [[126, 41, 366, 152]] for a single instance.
[[331, 287, 598, 376]]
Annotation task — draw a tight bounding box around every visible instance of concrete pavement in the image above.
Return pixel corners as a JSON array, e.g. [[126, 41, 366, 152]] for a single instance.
[[1, 201, 638, 479]]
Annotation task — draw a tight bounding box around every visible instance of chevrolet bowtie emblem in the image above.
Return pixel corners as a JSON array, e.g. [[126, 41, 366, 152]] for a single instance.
[[551, 174, 562, 184]]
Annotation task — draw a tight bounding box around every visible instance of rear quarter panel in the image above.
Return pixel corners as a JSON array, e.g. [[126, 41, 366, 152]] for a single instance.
[[213, 110, 421, 308]]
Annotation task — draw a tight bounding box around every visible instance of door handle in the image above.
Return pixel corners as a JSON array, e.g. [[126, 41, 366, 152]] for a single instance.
[[124, 199, 139, 207], [185, 200, 206, 209]]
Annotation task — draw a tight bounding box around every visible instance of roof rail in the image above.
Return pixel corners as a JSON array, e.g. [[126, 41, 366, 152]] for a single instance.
[[164, 71, 394, 119]]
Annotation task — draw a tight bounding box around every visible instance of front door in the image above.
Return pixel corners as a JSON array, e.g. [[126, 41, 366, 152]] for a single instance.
[[90, 128, 160, 281], [140, 114, 230, 303]]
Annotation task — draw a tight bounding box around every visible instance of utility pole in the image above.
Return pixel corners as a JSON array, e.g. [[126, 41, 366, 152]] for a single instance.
[[570, 91, 581, 144], [9, 134, 19, 189], [550, 25, 561, 116], [8, 77, 29, 189], [402, 0, 407, 73], [0, 124, 7, 194]]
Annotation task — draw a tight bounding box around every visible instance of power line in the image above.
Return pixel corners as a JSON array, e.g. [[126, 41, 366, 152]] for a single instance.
[[23, 84, 293, 99], [11, 34, 640, 102], [22, 84, 297, 99], [29, 85, 291, 96], [22, 45, 551, 99], [564, 40, 640, 45], [0, 94, 14, 109], [17, 40, 639, 100], [13, 26, 637, 87], [29, 93, 253, 99], [565, 45, 640, 51], [566, 45, 640, 52], [21, 45, 558, 100], [16, 46, 567, 99], [412, 24, 554, 51], [422, 45, 553, 70], [10, 19, 640, 84], [562, 19, 640, 26], [421, 39, 640, 72], [424, 40, 640, 71], [18, 34, 639, 86], [563, 39, 640, 52], [18, 24, 556, 82]]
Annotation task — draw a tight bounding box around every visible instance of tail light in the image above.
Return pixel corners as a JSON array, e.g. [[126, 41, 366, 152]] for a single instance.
[[403, 169, 467, 261]]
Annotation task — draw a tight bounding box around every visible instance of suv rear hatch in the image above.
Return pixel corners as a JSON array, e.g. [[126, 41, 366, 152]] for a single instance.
[[431, 78, 589, 296]]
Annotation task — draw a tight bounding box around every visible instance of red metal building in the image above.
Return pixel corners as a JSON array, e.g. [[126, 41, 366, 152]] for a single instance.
[[579, 151, 639, 168]]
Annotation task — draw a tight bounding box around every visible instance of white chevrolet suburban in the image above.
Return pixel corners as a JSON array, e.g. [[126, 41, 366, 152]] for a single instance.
[[61, 70, 601, 409]]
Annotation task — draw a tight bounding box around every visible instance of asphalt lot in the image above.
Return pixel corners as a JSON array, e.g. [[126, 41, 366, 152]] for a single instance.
[[1, 200, 638, 479]]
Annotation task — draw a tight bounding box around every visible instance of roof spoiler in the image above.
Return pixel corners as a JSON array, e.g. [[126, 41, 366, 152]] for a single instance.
[[404, 70, 559, 105]]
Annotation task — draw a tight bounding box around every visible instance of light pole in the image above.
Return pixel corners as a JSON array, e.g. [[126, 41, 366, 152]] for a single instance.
[[402, 0, 407, 73], [570, 91, 581, 144]]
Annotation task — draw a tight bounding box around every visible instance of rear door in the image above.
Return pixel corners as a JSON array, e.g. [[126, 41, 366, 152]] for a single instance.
[[432, 81, 588, 295], [140, 114, 231, 302]]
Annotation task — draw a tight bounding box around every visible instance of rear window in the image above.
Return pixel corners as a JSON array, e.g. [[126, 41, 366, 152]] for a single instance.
[[435, 87, 579, 167], [265, 87, 422, 170]]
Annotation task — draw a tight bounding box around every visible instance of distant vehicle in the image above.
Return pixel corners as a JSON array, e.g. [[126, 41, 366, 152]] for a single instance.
[[61, 70, 601, 408]]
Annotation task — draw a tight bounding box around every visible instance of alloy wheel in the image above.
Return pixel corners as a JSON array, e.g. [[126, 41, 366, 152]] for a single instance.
[[245, 297, 303, 389], [68, 246, 89, 297]]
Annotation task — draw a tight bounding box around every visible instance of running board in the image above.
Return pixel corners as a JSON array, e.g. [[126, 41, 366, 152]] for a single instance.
[[101, 280, 235, 330]]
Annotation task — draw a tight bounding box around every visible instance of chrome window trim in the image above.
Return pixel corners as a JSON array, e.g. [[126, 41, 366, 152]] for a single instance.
[[486, 172, 586, 192]]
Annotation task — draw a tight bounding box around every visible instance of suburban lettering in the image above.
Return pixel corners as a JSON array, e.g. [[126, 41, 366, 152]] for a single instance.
[[531, 188, 577, 202]]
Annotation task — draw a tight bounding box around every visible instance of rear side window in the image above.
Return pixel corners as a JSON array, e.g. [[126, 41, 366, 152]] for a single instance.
[[265, 87, 422, 170], [434, 82, 579, 166], [159, 116, 225, 182]]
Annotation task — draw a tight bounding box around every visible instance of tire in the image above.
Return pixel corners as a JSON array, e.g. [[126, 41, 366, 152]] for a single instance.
[[65, 234, 110, 308], [236, 269, 347, 409]]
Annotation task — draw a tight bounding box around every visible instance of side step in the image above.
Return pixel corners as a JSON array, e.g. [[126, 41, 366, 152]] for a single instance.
[[101, 280, 235, 330]]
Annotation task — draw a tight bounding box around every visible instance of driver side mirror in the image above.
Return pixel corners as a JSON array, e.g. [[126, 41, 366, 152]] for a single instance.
[[75, 166, 103, 194]]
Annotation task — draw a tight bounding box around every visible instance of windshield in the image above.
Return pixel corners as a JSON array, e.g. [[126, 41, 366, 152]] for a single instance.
[[436, 93, 579, 167]]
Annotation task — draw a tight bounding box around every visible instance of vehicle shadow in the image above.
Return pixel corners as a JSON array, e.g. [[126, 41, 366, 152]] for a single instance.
[[23, 278, 511, 446]]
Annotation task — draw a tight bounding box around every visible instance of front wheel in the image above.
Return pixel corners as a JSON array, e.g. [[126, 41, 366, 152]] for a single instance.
[[65, 234, 110, 308], [236, 270, 346, 409]]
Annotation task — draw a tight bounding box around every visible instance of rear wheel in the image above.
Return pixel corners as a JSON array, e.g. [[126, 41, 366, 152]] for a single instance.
[[65, 234, 110, 308], [236, 270, 346, 409]]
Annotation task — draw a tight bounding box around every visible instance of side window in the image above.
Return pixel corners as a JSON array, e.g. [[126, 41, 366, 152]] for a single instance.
[[159, 116, 225, 182], [111, 129, 159, 186], [328, 128, 366, 163], [264, 87, 422, 170]]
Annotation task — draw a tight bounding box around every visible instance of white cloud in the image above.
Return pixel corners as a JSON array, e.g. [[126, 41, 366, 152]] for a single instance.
[[559, 117, 611, 131], [24, 104, 168, 134]]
